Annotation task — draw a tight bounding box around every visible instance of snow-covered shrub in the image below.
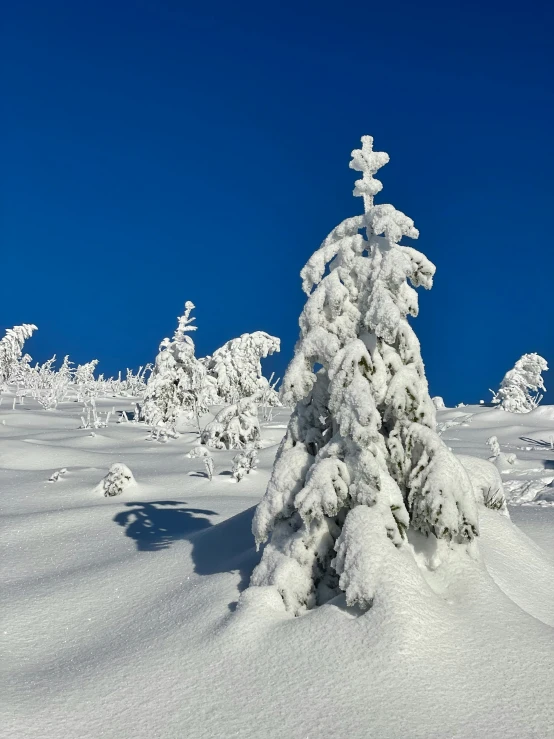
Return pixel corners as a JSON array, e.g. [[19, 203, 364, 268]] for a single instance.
[[74, 360, 98, 386], [201, 397, 260, 449], [482, 488, 509, 511], [494, 452, 517, 473], [74, 360, 100, 401], [1, 324, 149, 406], [247, 135, 479, 616], [493, 353, 548, 413], [146, 425, 178, 443], [79, 398, 111, 429], [436, 413, 473, 436], [17, 355, 54, 402], [119, 365, 152, 396], [486, 435, 500, 459], [0, 324, 37, 386], [8, 354, 66, 408], [97, 463, 136, 497], [257, 372, 282, 422], [232, 446, 258, 482], [15, 353, 131, 410], [187, 445, 215, 480], [203, 331, 280, 404], [432, 396, 445, 409], [48, 468, 68, 483], [32, 355, 74, 409], [458, 455, 508, 516], [142, 302, 210, 434], [7, 352, 32, 386], [93, 365, 153, 398], [204, 454, 215, 481]]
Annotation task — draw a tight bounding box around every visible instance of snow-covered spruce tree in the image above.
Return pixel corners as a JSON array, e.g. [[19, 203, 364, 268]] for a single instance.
[[203, 331, 280, 404], [142, 302, 209, 433], [0, 324, 37, 385], [493, 353, 548, 413], [248, 136, 479, 615]]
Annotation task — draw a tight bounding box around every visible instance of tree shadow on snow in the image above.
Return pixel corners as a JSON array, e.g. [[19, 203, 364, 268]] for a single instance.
[[114, 501, 216, 552], [114, 502, 260, 608], [190, 505, 260, 610], [520, 436, 553, 449]]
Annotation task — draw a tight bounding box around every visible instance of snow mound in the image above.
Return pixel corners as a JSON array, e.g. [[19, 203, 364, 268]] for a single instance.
[[524, 405, 554, 422]]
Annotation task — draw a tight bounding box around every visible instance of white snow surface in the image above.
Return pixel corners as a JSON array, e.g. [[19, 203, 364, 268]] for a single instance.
[[2, 398, 554, 738]]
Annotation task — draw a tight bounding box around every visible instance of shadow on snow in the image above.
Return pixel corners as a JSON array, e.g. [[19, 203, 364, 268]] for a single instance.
[[113, 501, 260, 607], [520, 436, 554, 450], [114, 500, 216, 552]]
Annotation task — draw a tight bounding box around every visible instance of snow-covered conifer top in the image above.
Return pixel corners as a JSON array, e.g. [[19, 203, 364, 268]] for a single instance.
[[174, 301, 197, 342]]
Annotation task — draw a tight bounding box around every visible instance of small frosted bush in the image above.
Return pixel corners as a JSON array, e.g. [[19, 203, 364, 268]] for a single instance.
[[97, 463, 136, 497]]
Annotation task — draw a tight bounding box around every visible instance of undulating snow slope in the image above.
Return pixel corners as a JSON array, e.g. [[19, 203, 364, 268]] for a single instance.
[[2, 399, 553, 738]]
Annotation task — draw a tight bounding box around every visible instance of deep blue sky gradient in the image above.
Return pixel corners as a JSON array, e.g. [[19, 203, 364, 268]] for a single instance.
[[2, 0, 553, 404]]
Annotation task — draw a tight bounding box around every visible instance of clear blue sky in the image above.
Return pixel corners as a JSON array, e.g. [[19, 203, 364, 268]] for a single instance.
[[2, 0, 553, 405]]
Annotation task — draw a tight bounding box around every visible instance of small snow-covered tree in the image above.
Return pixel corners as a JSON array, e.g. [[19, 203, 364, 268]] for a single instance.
[[201, 396, 261, 449], [485, 433, 517, 473], [232, 446, 258, 482], [30, 355, 74, 409], [0, 324, 37, 385], [458, 456, 508, 515], [58, 355, 75, 381], [493, 353, 548, 413], [74, 360, 99, 400], [143, 302, 209, 433], [187, 445, 215, 480], [486, 435, 501, 459], [8, 353, 32, 385], [247, 135, 479, 615], [203, 331, 280, 404]]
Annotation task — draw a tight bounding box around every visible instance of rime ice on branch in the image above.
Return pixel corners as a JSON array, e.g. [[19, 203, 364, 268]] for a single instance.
[[248, 135, 479, 615]]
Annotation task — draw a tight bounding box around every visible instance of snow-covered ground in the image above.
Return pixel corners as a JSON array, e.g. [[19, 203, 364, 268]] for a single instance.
[[2, 398, 553, 738]]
